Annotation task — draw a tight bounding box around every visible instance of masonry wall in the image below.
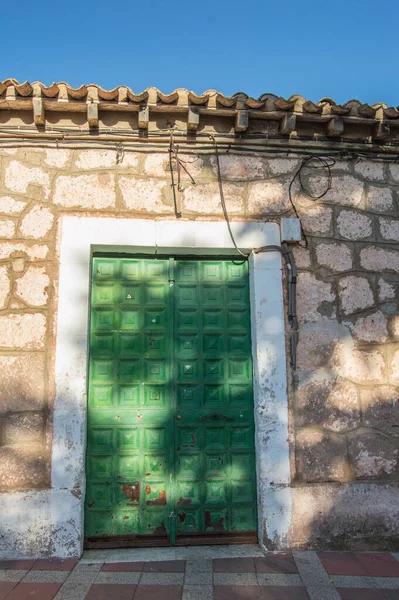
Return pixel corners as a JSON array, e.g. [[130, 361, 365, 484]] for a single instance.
[[0, 144, 398, 553]]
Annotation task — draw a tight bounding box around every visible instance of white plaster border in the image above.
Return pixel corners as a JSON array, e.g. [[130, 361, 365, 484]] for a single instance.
[[2, 217, 291, 558]]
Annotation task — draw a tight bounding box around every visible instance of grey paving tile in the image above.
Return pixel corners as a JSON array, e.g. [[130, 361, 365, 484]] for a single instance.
[[73, 562, 103, 572], [183, 585, 214, 600], [139, 572, 185, 585], [293, 551, 341, 600], [257, 573, 302, 586], [0, 569, 28, 582], [185, 571, 213, 585], [95, 571, 141, 584], [331, 575, 378, 588], [213, 573, 258, 585], [377, 577, 399, 589], [22, 570, 70, 583], [53, 571, 98, 600], [186, 559, 213, 573]]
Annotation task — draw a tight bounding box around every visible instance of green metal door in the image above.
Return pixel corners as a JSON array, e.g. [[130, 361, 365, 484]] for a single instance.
[[85, 256, 257, 547]]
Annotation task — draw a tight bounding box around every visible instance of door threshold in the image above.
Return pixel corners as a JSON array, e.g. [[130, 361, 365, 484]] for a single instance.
[[84, 532, 257, 550]]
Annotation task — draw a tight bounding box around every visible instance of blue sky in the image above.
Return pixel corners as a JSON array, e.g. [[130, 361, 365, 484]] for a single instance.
[[2, 0, 398, 105]]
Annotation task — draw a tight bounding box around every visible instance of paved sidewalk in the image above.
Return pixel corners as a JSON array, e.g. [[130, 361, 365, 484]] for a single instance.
[[0, 551, 399, 599]]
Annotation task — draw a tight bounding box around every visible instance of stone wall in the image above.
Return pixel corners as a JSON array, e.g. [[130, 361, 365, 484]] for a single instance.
[[0, 144, 398, 550]]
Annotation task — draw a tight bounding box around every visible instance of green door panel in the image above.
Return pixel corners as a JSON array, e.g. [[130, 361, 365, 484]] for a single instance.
[[85, 256, 257, 542]]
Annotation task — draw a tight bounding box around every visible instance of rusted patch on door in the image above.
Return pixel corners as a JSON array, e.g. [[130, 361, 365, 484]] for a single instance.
[[121, 483, 140, 503], [146, 489, 166, 506]]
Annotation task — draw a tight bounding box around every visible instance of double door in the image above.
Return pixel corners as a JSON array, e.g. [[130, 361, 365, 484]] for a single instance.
[[85, 256, 257, 547]]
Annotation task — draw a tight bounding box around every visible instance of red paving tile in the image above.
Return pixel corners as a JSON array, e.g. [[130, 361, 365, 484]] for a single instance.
[[86, 583, 136, 599], [337, 589, 388, 600], [214, 585, 263, 600], [356, 553, 399, 577], [213, 557, 256, 573], [261, 588, 310, 600], [31, 558, 79, 571], [0, 561, 35, 571], [255, 554, 298, 574], [318, 552, 369, 576], [0, 582, 18, 600], [142, 560, 185, 572], [5, 582, 62, 600], [101, 561, 144, 572], [134, 584, 182, 600]]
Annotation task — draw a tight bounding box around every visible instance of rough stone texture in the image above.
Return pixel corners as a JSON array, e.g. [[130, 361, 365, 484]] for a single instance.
[[0, 243, 48, 261], [5, 161, 50, 200], [388, 164, 399, 182], [331, 342, 385, 384], [15, 266, 49, 307], [118, 177, 170, 212], [296, 321, 349, 372], [144, 153, 204, 179], [307, 175, 363, 207], [367, 186, 394, 212], [292, 245, 311, 268], [337, 210, 373, 240], [75, 149, 118, 169], [0, 444, 47, 488], [0, 196, 26, 215], [267, 157, 300, 175], [296, 377, 360, 432], [354, 161, 385, 181], [297, 273, 336, 323], [0, 220, 16, 239], [299, 205, 332, 234], [315, 242, 352, 271], [379, 217, 399, 241], [390, 349, 399, 385], [3, 413, 44, 445], [360, 386, 399, 432], [44, 149, 71, 168], [0, 354, 46, 414], [183, 181, 243, 214], [0, 265, 11, 309], [338, 276, 374, 315], [345, 310, 388, 343], [19, 206, 54, 239], [360, 246, 399, 273], [348, 433, 398, 478], [247, 180, 291, 214], [296, 429, 352, 482], [378, 278, 396, 301], [54, 173, 116, 208], [210, 154, 265, 180], [0, 313, 46, 349]]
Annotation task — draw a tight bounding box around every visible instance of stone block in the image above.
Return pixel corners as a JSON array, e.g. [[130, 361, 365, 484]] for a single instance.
[[144, 153, 205, 179], [332, 342, 385, 384], [345, 310, 388, 343], [0, 313, 46, 350], [361, 386, 399, 432], [296, 429, 352, 482], [379, 217, 399, 242], [360, 246, 399, 273], [0, 219, 16, 239], [296, 377, 360, 432], [268, 158, 300, 175], [0, 265, 11, 309], [118, 177, 170, 213], [54, 174, 115, 209], [0, 444, 47, 489], [297, 272, 336, 323], [19, 206, 54, 239], [336, 210, 373, 240], [348, 433, 398, 479], [354, 160, 385, 181], [367, 186, 394, 212], [0, 354, 46, 414], [299, 205, 332, 234], [296, 321, 349, 372], [75, 150, 118, 169], [183, 181, 244, 214], [247, 180, 291, 215], [315, 242, 352, 271], [292, 245, 311, 269], [5, 161, 50, 200], [3, 413, 44, 444], [0, 196, 26, 215], [210, 154, 265, 180], [307, 175, 363, 207], [378, 278, 396, 301], [15, 266, 50, 307], [389, 348, 399, 384], [388, 164, 399, 182], [44, 149, 71, 168], [338, 276, 374, 315], [0, 243, 49, 261]]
